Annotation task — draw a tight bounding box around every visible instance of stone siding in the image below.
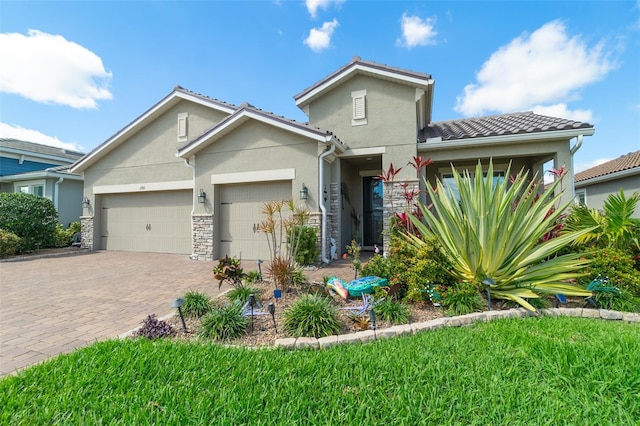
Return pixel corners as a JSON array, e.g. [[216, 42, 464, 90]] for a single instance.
[[80, 216, 94, 250], [192, 214, 214, 261]]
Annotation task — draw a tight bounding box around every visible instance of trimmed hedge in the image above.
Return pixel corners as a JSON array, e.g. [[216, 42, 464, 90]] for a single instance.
[[0, 192, 58, 252]]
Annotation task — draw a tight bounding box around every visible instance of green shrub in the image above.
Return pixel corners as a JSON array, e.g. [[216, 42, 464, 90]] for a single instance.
[[53, 221, 81, 247], [226, 286, 261, 305], [199, 303, 248, 341], [289, 226, 318, 266], [182, 291, 213, 318], [579, 247, 640, 297], [0, 229, 21, 258], [283, 294, 342, 338], [405, 240, 456, 302], [593, 288, 640, 312], [373, 298, 410, 324], [0, 192, 58, 252], [244, 271, 262, 284], [361, 251, 395, 280], [134, 314, 174, 340], [441, 283, 483, 316]]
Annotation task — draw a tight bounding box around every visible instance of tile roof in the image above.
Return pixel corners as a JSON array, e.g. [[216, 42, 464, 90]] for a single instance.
[[420, 111, 594, 142], [178, 102, 344, 156], [575, 150, 640, 182], [0, 138, 85, 160], [173, 85, 238, 111], [294, 56, 432, 103]]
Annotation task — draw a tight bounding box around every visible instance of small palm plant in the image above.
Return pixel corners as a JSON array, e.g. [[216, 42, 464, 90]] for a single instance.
[[404, 160, 593, 311], [564, 189, 640, 250]]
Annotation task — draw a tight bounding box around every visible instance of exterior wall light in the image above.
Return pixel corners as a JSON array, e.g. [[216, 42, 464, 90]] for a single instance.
[[197, 189, 206, 204], [82, 197, 91, 208], [299, 184, 308, 200]]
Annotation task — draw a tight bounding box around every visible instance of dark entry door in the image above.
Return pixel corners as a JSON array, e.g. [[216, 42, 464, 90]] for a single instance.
[[363, 177, 383, 247]]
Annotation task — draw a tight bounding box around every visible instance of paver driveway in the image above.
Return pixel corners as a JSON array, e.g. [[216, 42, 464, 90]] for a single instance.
[[0, 251, 228, 376]]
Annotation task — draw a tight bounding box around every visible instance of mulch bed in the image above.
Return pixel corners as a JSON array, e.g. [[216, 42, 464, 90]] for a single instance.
[[166, 278, 446, 347]]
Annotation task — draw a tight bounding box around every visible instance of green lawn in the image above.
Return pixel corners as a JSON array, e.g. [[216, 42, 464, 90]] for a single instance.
[[2, 317, 639, 425]]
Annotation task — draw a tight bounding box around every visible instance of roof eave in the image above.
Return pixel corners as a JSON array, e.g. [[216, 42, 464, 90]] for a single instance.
[[575, 167, 640, 188], [418, 128, 595, 152], [295, 63, 434, 110], [178, 108, 338, 159], [71, 89, 235, 173]]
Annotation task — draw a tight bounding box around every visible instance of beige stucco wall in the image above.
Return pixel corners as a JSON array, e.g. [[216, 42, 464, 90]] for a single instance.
[[192, 119, 326, 213], [306, 74, 418, 180], [577, 173, 640, 218], [81, 100, 231, 248]]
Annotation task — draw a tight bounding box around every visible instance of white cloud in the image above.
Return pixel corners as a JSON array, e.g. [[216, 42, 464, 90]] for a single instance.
[[0, 29, 112, 109], [304, 19, 339, 52], [397, 14, 437, 48], [533, 103, 594, 123], [455, 21, 616, 118], [305, 0, 345, 18], [0, 122, 84, 152]]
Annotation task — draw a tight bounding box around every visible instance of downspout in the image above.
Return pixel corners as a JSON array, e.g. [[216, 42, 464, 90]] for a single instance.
[[183, 158, 198, 260], [54, 177, 64, 217], [319, 143, 336, 264], [569, 134, 584, 202]]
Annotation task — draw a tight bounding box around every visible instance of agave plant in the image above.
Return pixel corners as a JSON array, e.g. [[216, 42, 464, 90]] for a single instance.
[[404, 160, 593, 311]]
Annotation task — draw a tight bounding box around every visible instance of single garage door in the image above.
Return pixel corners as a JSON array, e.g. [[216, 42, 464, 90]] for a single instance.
[[101, 190, 192, 254], [219, 181, 291, 260]]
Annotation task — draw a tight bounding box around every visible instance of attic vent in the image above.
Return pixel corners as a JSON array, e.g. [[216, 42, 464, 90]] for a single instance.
[[351, 90, 367, 126], [177, 112, 188, 142]]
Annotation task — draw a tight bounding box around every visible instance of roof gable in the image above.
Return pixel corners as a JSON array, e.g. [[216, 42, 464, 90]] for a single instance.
[[71, 87, 237, 173], [421, 111, 594, 143], [575, 150, 640, 183], [177, 103, 344, 158], [294, 56, 434, 111]]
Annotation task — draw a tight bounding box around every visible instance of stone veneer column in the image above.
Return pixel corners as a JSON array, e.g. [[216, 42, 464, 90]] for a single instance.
[[382, 179, 419, 253], [192, 214, 214, 261], [329, 183, 339, 260], [80, 216, 94, 250]]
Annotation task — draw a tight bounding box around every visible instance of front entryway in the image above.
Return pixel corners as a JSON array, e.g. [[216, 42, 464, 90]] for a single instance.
[[362, 176, 383, 247]]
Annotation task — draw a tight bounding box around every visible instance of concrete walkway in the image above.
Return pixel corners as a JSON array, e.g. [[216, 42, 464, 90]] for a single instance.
[[0, 251, 358, 377]]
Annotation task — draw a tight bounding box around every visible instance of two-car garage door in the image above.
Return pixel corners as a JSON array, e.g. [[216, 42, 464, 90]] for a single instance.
[[100, 191, 192, 254]]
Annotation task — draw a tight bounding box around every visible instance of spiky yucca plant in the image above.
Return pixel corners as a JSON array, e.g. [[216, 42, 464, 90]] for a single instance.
[[405, 160, 593, 311]]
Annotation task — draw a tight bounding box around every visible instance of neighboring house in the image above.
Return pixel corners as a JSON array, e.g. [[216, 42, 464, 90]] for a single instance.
[[71, 57, 595, 261], [0, 139, 85, 227], [575, 150, 640, 218]]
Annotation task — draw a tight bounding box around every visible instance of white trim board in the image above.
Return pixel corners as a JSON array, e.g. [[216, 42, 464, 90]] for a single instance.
[[93, 180, 193, 194], [211, 168, 296, 184]]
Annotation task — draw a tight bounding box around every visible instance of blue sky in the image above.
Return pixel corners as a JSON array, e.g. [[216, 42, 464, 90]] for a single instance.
[[1, 0, 638, 173]]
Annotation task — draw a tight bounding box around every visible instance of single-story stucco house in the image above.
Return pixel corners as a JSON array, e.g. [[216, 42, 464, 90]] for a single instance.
[[71, 57, 595, 261], [1, 138, 85, 226], [575, 150, 640, 218]]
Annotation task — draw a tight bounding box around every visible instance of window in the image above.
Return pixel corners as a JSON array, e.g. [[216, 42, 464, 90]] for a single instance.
[[440, 168, 506, 202], [16, 182, 44, 197], [177, 112, 188, 142], [575, 190, 586, 206], [351, 90, 367, 126]]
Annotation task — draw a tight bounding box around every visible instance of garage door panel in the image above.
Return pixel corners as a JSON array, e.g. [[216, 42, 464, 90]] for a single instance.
[[219, 181, 291, 260], [101, 191, 192, 254]]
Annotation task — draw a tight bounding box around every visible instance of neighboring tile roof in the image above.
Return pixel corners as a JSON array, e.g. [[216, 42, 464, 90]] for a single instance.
[[420, 111, 594, 142], [575, 150, 640, 183], [0, 138, 85, 160], [294, 56, 433, 102]]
